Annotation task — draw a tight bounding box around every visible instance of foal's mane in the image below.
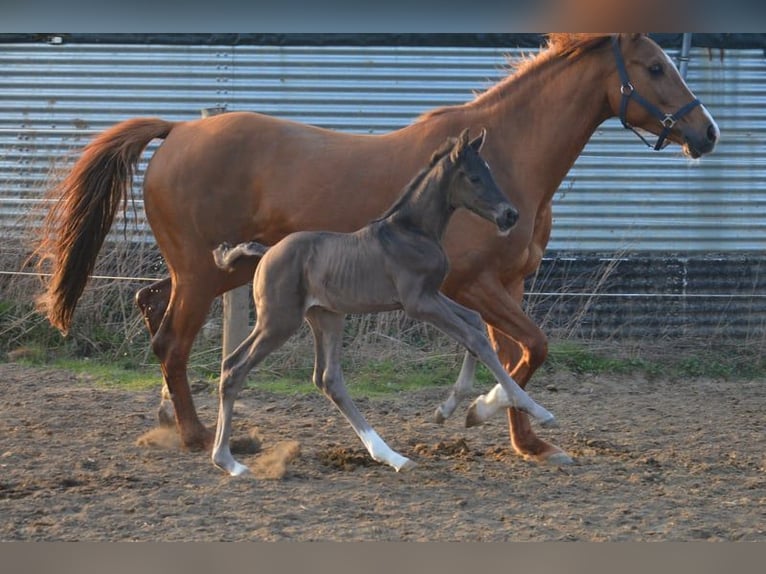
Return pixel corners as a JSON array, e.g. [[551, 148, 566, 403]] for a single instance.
[[418, 33, 614, 122], [370, 138, 456, 223]]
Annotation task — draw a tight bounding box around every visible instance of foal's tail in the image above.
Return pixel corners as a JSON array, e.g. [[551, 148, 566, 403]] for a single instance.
[[212, 241, 270, 272], [33, 118, 176, 334]]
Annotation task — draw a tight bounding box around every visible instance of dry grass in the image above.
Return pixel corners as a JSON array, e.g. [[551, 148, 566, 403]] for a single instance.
[[3, 221, 765, 383]]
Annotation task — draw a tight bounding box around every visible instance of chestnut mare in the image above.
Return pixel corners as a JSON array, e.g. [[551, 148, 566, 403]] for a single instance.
[[210, 129, 555, 476], [35, 34, 718, 464]]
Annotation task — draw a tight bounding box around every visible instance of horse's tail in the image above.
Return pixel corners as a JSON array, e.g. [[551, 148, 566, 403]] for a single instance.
[[34, 117, 176, 334], [212, 241, 270, 272]]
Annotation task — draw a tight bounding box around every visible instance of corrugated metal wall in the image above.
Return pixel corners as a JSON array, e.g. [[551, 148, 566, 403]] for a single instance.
[[2, 39, 765, 252]]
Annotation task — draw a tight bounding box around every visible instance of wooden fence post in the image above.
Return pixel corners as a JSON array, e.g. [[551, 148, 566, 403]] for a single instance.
[[201, 106, 251, 358]]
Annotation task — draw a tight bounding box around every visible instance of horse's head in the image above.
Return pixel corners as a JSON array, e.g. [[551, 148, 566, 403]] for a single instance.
[[447, 128, 518, 235], [606, 33, 719, 158]]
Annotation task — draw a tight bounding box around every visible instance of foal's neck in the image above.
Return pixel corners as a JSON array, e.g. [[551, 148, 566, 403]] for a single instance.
[[384, 167, 454, 242]]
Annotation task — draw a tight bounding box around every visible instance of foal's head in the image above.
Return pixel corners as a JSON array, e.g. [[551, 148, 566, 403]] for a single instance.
[[441, 129, 518, 235]]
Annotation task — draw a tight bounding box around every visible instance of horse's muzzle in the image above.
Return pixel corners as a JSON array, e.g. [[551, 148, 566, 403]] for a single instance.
[[684, 122, 719, 159], [495, 205, 519, 235]]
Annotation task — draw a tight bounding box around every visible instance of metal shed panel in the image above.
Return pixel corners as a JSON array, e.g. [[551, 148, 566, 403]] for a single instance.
[[1, 40, 765, 252]]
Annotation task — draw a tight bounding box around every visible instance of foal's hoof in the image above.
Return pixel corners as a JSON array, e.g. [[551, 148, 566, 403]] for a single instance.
[[397, 459, 418, 473], [433, 407, 447, 425], [215, 460, 251, 477], [228, 461, 251, 477]]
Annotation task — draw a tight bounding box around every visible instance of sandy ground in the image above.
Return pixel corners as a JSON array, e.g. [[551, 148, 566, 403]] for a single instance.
[[0, 362, 763, 541]]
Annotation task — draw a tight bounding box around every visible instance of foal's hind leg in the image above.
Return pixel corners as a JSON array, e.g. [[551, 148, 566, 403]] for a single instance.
[[306, 308, 415, 472], [212, 315, 300, 476]]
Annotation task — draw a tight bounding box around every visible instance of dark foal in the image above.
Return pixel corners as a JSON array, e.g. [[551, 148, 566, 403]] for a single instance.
[[210, 129, 556, 476]]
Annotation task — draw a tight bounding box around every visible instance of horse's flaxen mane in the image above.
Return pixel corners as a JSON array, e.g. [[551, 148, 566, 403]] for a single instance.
[[417, 33, 616, 122]]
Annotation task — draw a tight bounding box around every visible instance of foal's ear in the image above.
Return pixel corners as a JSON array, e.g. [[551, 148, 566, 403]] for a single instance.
[[450, 129, 471, 162], [468, 128, 487, 153]]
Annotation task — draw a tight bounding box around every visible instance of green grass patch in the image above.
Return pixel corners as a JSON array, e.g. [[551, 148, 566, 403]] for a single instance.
[[240, 355, 474, 397], [36, 358, 160, 391], [6, 338, 766, 398], [544, 340, 649, 375]]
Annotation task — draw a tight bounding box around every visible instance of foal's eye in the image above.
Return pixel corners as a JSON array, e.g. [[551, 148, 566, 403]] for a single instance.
[[648, 63, 664, 77]]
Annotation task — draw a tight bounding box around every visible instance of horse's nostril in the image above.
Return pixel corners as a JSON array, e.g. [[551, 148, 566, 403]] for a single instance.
[[504, 207, 519, 228], [707, 124, 718, 143]]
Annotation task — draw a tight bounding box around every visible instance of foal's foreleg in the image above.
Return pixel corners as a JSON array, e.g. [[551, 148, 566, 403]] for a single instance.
[[407, 294, 556, 428], [306, 309, 415, 472]]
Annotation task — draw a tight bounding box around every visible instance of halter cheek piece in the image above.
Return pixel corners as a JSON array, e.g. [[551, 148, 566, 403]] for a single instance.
[[611, 35, 701, 151]]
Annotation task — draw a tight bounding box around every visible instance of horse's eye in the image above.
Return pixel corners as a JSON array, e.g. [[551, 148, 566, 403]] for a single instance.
[[648, 63, 664, 76]]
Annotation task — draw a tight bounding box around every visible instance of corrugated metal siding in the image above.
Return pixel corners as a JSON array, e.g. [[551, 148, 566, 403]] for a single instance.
[[1, 41, 765, 252], [556, 48, 766, 251]]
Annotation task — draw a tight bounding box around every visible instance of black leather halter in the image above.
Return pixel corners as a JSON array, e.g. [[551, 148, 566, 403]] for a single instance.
[[611, 35, 701, 151]]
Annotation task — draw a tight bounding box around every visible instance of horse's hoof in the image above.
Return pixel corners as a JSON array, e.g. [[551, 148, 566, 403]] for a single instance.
[[539, 414, 559, 429], [543, 452, 574, 466], [157, 403, 176, 428], [433, 408, 447, 425], [397, 459, 417, 473]]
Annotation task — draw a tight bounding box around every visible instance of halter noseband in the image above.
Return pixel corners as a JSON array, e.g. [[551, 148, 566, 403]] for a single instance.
[[611, 35, 701, 151]]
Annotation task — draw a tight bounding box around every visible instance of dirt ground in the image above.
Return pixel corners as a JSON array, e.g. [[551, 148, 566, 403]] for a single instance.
[[0, 361, 763, 541]]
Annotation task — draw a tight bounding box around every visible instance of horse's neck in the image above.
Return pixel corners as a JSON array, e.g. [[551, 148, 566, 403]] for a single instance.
[[471, 49, 613, 200]]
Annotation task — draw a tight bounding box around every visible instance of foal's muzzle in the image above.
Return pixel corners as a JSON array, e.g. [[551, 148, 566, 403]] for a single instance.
[[495, 205, 519, 235]]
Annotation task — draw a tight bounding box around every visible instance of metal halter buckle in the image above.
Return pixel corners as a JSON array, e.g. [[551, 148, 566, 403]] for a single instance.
[[661, 114, 677, 129], [620, 83, 634, 96]]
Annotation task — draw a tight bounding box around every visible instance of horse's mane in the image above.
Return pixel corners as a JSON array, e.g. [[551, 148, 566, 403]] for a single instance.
[[417, 33, 615, 122], [371, 138, 456, 223]]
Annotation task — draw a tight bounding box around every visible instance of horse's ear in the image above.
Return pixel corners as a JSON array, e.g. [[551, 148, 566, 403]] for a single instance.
[[468, 128, 486, 153]]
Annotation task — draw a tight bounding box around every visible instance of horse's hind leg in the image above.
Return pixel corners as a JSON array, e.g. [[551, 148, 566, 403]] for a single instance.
[[135, 277, 176, 427], [150, 281, 217, 450], [306, 308, 415, 472], [212, 313, 300, 476]]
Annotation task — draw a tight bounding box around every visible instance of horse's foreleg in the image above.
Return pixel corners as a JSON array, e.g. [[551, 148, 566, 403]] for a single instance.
[[306, 309, 415, 472], [493, 329, 573, 465], [135, 278, 175, 427], [457, 280, 573, 464]]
